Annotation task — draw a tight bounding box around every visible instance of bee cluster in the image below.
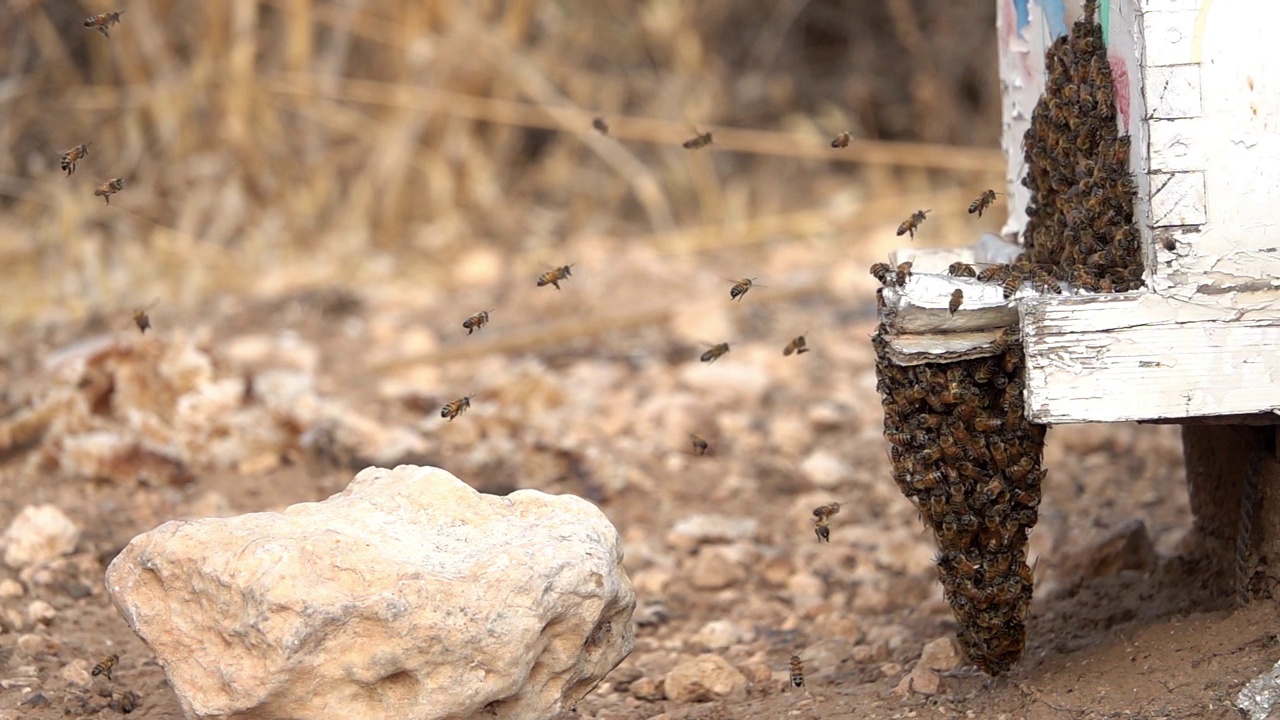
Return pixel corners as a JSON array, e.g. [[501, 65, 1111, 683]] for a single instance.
[[872, 330, 1047, 674], [1019, 0, 1142, 292]]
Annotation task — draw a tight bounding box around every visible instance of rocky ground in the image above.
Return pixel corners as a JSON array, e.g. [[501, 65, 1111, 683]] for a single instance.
[[0, 236, 1274, 720]]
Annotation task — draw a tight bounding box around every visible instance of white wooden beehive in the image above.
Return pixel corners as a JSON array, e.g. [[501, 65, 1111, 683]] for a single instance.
[[886, 0, 1280, 425]]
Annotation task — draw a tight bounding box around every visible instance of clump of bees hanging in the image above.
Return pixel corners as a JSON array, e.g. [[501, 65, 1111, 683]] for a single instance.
[[1020, 0, 1142, 292]]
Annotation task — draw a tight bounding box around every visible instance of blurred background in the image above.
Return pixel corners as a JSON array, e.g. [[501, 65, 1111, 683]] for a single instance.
[[0, 0, 1006, 332]]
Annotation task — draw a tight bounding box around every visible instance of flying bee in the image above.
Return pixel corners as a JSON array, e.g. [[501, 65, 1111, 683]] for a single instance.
[[95, 177, 124, 204], [813, 502, 841, 522], [783, 335, 809, 356], [592, 117, 609, 135], [789, 655, 805, 688], [830, 131, 852, 149], [132, 309, 151, 334], [84, 11, 125, 37], [92, 653, 120, 680], [896, 209, 931, 239], [440, 394, 474, 421], [60, 143, 91, 176], [948, 289, 963, 315], [700, 342, 730, 363], [682, 128, 713, 150], [948, 261, 977, 278], [462, 309, 492, 335], [869, 262, 897, 287], [968, 189, 1003, 217], [689, 432, 709, 456], [728, 277, 758, 301], [536, 264, 573, 290]]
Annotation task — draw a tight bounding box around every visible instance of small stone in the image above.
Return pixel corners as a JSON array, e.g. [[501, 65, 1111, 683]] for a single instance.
[[918, 637, 961, 672], [631, 676, 667, 701], [59, 659, 91, 688], [909, 668, 942, 695], [20, 691, 51, 707], [880, 662, 904, 678], [801, 638, 854, 680], [663, 654, 748, 703], [799, 450, 852, 489], [105, 465, 635, 720], [634, 601, 670, 628], [667, 515, 759, 552], [737, 661, 773, 686], [689, 620, 755, 650], [0, 578, 23, 598], [687, 547, 748, 591], [26, 600, 55, 626], [2, 505, 80, 569], [850, 644, 877, 663], [1059, 518, 1157, 583], [787, 572, 826, 614], [759, 551, 792, 587], [5, 608, 27, 632], [15, 633, 58, 656], [632, 568, 673, 596]]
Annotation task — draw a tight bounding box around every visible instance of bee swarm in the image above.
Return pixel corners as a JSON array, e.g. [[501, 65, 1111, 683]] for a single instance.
[[1020, 2, 1142, 292], [872, 332, 1046, 675]]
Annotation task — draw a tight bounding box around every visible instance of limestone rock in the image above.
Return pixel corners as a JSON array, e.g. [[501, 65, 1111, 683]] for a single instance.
[[2, 505, 80, 569], [105, 465, 635, 720], [663, 654, 748, 703]]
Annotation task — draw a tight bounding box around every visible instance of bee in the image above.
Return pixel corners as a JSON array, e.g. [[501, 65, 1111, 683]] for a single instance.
[[894, 261, 913, 287], [968, 189, 1003, 217], [973, 359, 997, 384], [592, 117, 609, 135], [972, 417, 1003, 432], [95, 177, 124, 204], [783, 335, 809, 356], [92, 653, 120, 680], [728, 277, 757, 302], [814, 521, 830, 543], [60, 143, 91, 177], [682, 128, 713, 150], [948, 289, 964, 315], [462, 309, 492, 335], [813, 502, 841, 522], [830, 131, 852, 149], [976, 264, 1010, 283], [1000, 274, 1023, 299], [440, 394, 474, 421], [896, 209, 930, 239], [537, 264, 573, 290], [992, 327, 1015, 354], [948, 261, 977, 278], [914, 470, 945, 490], [114, 690, 139, 714], [700, 342, 730, 363], [132, 309, 151, 334], [690, 432, 709, 456], [789, 655, 805, 688], [869, 262, 897, 287], [84, 11, 125, 37]]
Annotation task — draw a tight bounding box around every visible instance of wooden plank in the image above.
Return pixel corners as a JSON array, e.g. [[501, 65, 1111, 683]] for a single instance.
[[1021, 293, 1280, 424]]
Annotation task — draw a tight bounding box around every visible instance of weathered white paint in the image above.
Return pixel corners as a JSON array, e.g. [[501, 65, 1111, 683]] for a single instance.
[[1021, 293, 1280, 423]]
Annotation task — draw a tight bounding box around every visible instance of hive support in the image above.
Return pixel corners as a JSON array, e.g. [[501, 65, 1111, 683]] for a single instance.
[[1181, 424, 1280, 604]]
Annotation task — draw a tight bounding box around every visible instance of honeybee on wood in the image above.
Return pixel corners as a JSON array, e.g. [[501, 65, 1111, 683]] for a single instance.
[[870, 262, 897, 287], [999, 273, 1023, 299], [700, 342, 730, 363], [592, 117, 609, 135], [783, 335, 809, 356], [440, 394, 474, 421], [992, 327, 1015, 354], [84, 11, 125, 37], [968, 189, 1003, 217], [92, 653, 120, 680], [95, 177, 124, 204], [894, 261, 913, 287], [789, 655, 805, 688], [831, 131, 852, 149], [896, 209, 931, 239], [537, 264, 573, 290], [690, 432, 709, 456], [947, 261, 977, 278], [132, 309, 151, 334], [462, 309, 492, 335], [728, 277, 758, 301], [682, 128, 713, 150], [948, 289, 964, 315], [60, 143, 91, 176]]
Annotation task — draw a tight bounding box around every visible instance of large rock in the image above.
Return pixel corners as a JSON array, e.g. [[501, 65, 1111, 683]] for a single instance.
[[105, 465, 635, 720]]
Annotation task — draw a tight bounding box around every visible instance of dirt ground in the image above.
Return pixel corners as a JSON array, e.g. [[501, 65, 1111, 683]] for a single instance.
[[0, 234, 1275, 720]]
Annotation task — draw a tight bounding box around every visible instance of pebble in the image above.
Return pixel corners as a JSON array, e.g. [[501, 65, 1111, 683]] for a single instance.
[[26, 600, 55, 626], [0, 578, 23, 598], [689, 620, 755, 650], [631, 676, 667, 701], [687, 547, 748, 591], [59, 659, 91, 688], [2, 505, 81, 569], [918, 636, 961, 672], [799, 450, 853, 488], [801, 638, 855, 680], [15, 633, 59, 656], [663, 654, 749, 703], [631, 568, 673, 596], [667, 515, 759, 552]]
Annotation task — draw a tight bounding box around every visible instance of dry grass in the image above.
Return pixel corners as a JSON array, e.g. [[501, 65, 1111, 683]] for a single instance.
[[0, 0, 1005, 329]]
